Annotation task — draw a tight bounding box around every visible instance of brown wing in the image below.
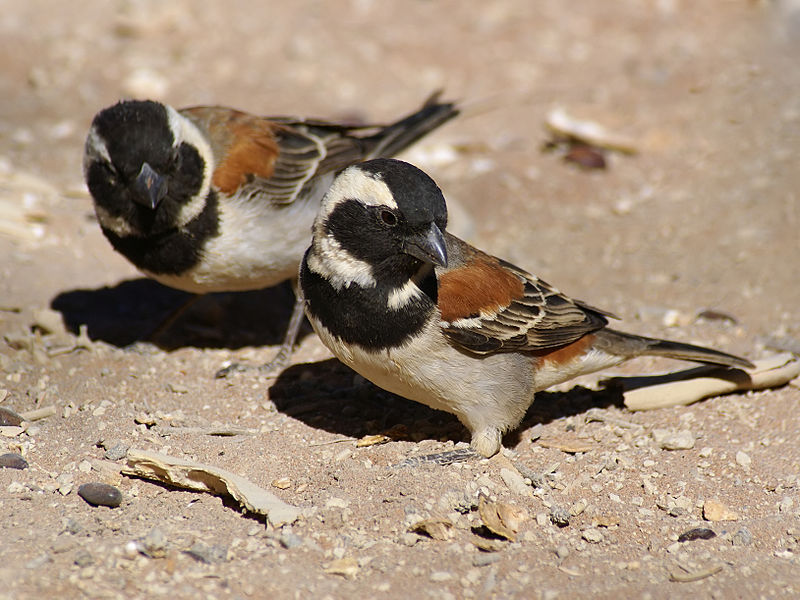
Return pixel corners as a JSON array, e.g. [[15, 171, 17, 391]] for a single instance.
[[181, 96, 457, 206], [438, 236, 613, 355], [181, 106, 352, 204]]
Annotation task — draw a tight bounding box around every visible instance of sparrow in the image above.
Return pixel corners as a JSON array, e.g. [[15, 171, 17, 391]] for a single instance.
[[83, 94, 458, 370], [300, 158, 754, 458]]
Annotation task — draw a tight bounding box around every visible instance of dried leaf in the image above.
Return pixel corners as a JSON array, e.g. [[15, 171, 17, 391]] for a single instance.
[[478, 495, 526, 541], [620, 353, 799, 411], [323, 557, 359, 579], [410, 518, 453, 541], [471, 536, 506, 552], [356, 434, 390, 448], [122, 448, 300, 526]]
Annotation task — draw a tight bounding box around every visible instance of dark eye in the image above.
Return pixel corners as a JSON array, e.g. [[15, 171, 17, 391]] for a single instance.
[[380, 210, 398, 226]]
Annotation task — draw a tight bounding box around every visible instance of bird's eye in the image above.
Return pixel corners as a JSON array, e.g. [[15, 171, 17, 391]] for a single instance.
[[380, 210, 398, 226]]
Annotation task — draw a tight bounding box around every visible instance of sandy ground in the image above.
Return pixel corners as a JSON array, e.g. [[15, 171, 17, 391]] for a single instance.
[[1, 1, 800, 598]]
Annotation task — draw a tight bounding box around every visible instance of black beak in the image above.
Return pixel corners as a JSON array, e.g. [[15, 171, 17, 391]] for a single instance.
[[132, 162, 168, 210], [402, 222, 448, 268]]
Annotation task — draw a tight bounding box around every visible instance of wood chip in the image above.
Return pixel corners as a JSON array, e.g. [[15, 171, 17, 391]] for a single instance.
[[122, 448, 301, 526], [619, 353, 799, 411]]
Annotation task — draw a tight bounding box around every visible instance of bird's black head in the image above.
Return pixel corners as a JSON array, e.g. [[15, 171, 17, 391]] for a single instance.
[[83, 100, 209, 237], [314, 158, 449, 288]]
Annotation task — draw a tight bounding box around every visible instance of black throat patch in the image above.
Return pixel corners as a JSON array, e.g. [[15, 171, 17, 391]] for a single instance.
[[300, 250, 437, 350], [101, 190, 220, 276]]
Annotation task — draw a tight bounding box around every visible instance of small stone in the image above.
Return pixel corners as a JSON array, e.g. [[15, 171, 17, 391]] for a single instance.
[[272, 477, 292, 490], [141, 527, 167, 558], [57, 473, 74, 496], [430, 571, 453, 582], [472, 553, 501, 567], [778, 496, 794, 513], [500, 468, 532, 497], [678, 528, 716, 543], [7, 481, 27, 493], [536, 513, 550, 527], [582, 528, 604, 544], [73, 549, 94, 567], [549, 506, 571, 527], [103, 443, 129, 461], [703, 499, 739, 522], [735, 451, 751, 469], [25, 553, 52, 570], [0, 407, 23, 426], [569, 499, 588, 517], [279, 532, 304, 549], [78, 460, 92, 473], [184, 542, 228, 564], [0, 452, 28, 470], [51, 538, 76, 554], [77, 482, 122, 508], [731, 528, 753, 546], [653, 429, 695, 450], [555, 545, 570, 559], [63, 519, 82, 535]]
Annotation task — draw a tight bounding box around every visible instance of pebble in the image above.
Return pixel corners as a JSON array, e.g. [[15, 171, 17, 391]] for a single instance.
[[73, 549, 94, 567], [549, 506, 571, 527], [279, 532, 304, 549], [7, 481, 27, 493], [141, 527, 168, 558], [582, 528, 604, 544], [430, 571, 453, 582], [652, 429, 695, 450], [735, 451, 751, 469], [25, 553, 52, 570], [778, 496, 794, 513], [0, 452, 28, 469], [77, 482, 122, 508], [555, 545, 570, 559], [0, 407, 23, 426], [678, 528, 716, 543], [184, 542, 228, 564], [703, 499, 739, 522], [731, 528, 753, 546], [473, 553, 501, 567], [500, 468, 532, 497], [103, 443, 129, 461]]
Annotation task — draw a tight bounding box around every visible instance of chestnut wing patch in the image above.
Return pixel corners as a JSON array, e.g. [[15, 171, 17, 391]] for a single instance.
[[180, 107, 279, 196], [440, 255, 611, 355], [181, 108, 374, 205]]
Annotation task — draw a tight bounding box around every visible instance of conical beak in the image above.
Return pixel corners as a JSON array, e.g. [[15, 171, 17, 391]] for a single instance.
[[402, 222, 448, 268], [132, 162, 168, 210]]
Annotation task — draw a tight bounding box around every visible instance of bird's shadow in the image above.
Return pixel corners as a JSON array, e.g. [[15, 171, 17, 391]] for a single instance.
[[50, 278, 309, 350], [268, 359, 627, 449]]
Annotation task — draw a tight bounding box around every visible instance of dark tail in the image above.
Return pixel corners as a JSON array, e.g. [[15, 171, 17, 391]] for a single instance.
[[597, 328, 754, 369], [365, 91, 459, 158]]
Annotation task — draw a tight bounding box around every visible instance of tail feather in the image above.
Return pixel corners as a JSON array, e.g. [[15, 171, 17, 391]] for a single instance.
[[365, 92, 459, 159], [597, 328, 754, 370]]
